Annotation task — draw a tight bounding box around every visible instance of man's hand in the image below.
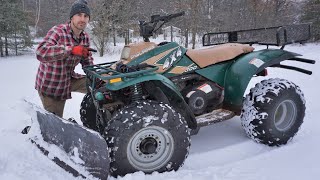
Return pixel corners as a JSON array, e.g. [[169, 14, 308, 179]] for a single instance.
[[71, 45, 89, 58]]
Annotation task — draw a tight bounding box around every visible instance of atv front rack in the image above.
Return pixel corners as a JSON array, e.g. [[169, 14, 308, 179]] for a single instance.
[[203, 23, 311, 48], [83, 62, 159, 85]]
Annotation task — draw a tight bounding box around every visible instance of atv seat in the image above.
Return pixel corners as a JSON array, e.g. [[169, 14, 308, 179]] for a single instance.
[[186, 43, 254, 68]]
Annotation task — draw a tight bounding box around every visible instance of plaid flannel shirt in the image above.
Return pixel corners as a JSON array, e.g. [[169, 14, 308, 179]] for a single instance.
[[35, 22, 93, 100]]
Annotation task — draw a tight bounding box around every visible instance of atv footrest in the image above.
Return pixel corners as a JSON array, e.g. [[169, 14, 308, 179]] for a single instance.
[[195, 109, 235, 127]]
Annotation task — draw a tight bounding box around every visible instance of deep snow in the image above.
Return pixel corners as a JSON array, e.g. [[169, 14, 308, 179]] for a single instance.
[[0, 42, 319, 180]]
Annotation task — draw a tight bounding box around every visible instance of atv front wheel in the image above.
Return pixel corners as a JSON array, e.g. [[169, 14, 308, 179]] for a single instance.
[[104, 100, 190, 177], [80, 93, 98, 131], [241, 78, 306, 146]]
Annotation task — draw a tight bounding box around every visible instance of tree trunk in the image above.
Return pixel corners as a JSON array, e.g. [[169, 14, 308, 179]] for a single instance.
[[127, 29, 130, 44], [113, 25, 116, 46], [170, 26, 173, 42], [125, 29, 130, 45], [25, 24, 32, 47], [35, 0, 41, 37], [125, 30, 128, 45], [191, 0, 199, 49], [0, 38, 3, 57], [192, 30, 196, 49], [185, 29, 189, 48], [5, 36, 8, 56], [15, 31, 18, 56], [99, 49, 104, 57], [22, 0, 25, 11], [99, 40, 104, 57]]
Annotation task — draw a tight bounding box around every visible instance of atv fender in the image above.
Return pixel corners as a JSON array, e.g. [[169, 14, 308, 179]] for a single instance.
[[223, 49, 301, 114], [105, 73, 197, 129]]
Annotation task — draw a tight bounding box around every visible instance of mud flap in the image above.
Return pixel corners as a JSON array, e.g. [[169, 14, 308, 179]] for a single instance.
[[26, 109, 109, 180]]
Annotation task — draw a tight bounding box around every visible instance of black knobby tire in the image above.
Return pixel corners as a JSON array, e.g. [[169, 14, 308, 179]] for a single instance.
[[80, 93, 98, 131], [104, 100, 190, 177], [241, 78, 306, 146]]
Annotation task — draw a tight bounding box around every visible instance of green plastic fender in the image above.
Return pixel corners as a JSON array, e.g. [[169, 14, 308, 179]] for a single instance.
[[223, 49, 301, 113], [105, 73, 180, 92], [105, 73, 197, 128]]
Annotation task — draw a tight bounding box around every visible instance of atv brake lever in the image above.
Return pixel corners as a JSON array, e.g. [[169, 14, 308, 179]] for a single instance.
[[88, 48, 97, 52], [83, 45, 97, 52]]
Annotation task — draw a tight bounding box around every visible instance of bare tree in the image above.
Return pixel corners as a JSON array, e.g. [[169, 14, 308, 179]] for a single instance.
[[301, 0, 320, 41], [34, 0, 41, 37], [190, 0, 200, 49], [0, 0, 31, 56], [91, 0, 136, 56], [17, 0, 307, 52]]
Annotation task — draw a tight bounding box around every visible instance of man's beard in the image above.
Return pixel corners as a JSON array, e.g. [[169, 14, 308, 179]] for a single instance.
[[73, 21, 86, 31]]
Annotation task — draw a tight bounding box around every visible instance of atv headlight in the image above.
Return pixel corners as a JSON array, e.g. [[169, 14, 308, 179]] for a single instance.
[[120, 47, 131, 60]]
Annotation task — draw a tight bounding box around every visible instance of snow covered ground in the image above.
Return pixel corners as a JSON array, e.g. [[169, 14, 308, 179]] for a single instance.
[[0, 42, 319, 180]]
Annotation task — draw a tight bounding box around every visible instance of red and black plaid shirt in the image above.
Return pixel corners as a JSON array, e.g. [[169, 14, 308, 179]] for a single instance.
[[35, 22, 93, 100]]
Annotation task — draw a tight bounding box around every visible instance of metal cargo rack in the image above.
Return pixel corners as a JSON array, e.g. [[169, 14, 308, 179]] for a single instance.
[[83, 62, 159, 82], [202, 23, 311, 49]]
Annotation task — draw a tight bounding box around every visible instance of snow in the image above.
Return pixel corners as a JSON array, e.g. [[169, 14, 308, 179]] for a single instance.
[[0, 42, 319, 180], [161, 112, 169, 124], [143, 116, 159, 127]]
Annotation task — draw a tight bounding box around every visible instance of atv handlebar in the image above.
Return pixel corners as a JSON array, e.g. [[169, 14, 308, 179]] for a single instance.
[[116, 63, 152, 73], [140, 11, 185, 42], [150, 11, 185, 23], [88, 48, 97, 52], [83, 45, 97, 52]]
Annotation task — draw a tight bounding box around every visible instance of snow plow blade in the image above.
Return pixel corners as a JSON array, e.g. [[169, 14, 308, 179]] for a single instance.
[[27, 110, 109, 180]]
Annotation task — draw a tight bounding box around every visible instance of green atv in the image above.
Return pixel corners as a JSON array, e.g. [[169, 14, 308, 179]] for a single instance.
[[81, 12, 315, 177]]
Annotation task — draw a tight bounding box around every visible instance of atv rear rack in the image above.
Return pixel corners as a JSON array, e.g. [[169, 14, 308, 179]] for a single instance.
[[202, 23, 311, 49]]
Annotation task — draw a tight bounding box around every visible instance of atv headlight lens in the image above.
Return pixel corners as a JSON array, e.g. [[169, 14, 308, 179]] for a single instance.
[[121, 47, 131, 60]]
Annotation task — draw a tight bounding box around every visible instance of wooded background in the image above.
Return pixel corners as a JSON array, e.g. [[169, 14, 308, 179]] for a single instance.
[[0, 0, 319, 56]]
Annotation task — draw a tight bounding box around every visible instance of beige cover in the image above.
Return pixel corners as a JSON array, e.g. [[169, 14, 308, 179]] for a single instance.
[[186, 43, 254, 68], [110, 42, 157, 70], [125, 42, 157, 61]]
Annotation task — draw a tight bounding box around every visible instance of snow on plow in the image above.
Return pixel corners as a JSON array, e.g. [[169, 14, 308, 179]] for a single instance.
[[22, 101, 109, 180]]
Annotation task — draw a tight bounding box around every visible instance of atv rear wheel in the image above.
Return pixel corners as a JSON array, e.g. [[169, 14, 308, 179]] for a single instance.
[[80, 93, 98, 131], [241, 78, 306, 146], [104, 100, 190, 177]]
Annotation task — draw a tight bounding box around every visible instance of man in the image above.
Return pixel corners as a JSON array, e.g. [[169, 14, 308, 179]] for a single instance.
[[35, 0, 93, 118]]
